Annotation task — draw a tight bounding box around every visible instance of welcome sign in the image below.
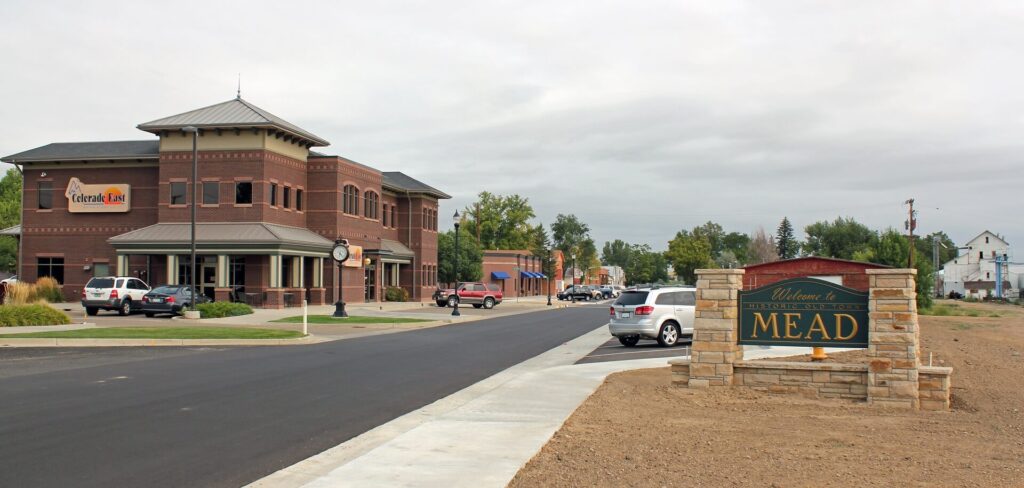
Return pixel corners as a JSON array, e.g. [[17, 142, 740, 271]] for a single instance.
[[65, 177, 131, 213], [738, 277, 869, 348]]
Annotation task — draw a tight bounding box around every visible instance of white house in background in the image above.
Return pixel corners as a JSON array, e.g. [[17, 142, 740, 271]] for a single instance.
[[942, 230, 1024, 299], [601, 266, 625, 286]]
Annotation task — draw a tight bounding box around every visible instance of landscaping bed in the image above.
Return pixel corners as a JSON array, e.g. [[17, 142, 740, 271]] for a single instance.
[[0, 327, 302, 340], [510, 300, 1024, 487], [271, 315, 431, 324]]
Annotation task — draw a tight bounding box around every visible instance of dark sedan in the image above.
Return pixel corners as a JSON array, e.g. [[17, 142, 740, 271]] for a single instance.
[[141, 285, 211, 317]]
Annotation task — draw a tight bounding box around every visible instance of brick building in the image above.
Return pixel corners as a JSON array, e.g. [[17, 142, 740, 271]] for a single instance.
[[742, 257, 889, 291], [481, 250, 548, 298], [2, 97, 450, 307]]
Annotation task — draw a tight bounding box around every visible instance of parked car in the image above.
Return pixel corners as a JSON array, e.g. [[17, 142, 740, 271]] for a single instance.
[[599, 285, 623, 299], [0, 275, 17, 286], [81, 276, 151, 316], [433, 282, 503, 309], [141, 285, 211, 317], [608, 286, 696, 347], [585, 285, 604, 300]]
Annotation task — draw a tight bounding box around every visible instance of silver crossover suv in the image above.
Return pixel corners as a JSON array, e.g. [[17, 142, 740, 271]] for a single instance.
[[608, 286, 696, 347]]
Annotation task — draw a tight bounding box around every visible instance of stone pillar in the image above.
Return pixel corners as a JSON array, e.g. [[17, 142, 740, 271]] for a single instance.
[[116, 255, 130, 276], [313, 257, 323, 288], [688, 268, 745, 388], [866, 269, 920, 409], [268, 255, 282, 288], [292, 256, 303, 291], [216, 255, 229, 287], [166, 255, 178, 285]]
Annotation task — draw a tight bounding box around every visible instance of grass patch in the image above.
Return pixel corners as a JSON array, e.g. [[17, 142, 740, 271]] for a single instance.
[[0, 327, 302, 339], [921, 304, 999, 318], [271, 315, 431, 324], [0, 304, 72, 326]]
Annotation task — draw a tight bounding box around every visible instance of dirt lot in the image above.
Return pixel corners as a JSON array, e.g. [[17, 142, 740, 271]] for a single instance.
[[511, 300, 1024, 487]]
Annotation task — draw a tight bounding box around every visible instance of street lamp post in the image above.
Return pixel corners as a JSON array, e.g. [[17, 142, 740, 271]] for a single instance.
[[181, 126, 199, 312], [546, 248, 552, 306], [452, 210, 461, 317], [570, 252, 576, 304], [332, 239, 350, 318]]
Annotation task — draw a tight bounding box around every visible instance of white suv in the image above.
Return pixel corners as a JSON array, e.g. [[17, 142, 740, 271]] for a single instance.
[[608, 286, 696, 347], [81, 276, 151, 316]]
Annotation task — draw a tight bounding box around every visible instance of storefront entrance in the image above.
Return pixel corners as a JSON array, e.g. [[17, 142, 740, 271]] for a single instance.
[[365, 264, 376, 301]]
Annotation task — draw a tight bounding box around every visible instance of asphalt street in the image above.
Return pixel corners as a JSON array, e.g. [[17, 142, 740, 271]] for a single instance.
[[0, 306, 608, 488]]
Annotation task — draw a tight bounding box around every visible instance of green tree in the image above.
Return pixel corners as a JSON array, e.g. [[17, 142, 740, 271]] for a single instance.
[[463, 192, 536, 250], [624, 244, 668, 285], [665, 230, 714, 284], [0, 168, 21, 272], [775, 217, 798, 259], [802, 217, 877, 260], [437, 226, 482, 284], [692, 221, 725, 257], [530, 224, 556, 288], [916, 231, 957, 268], [551, 214, 591, 282], [578, 238, 600, 283], [869, 228, 934, 308], [722, 232, 751, 264], [601, 239, 632, 268]]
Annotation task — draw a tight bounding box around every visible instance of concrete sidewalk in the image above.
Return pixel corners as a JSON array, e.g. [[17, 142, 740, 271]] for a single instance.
[[251, 328, 812, 488]]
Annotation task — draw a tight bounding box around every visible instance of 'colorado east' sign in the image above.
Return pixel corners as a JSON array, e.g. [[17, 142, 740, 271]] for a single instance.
[[738, 278, 868, 348], [65, 177, 131, 213]]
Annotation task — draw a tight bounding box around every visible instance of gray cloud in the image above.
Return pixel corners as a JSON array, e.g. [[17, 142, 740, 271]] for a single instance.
[[1, 0, 1021, 253]]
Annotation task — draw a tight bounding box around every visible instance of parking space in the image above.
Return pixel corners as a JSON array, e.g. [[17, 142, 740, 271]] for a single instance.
[[575, 335, 691, 364]]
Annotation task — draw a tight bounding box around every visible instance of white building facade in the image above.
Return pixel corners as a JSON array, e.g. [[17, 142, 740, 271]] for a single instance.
[[942, 231, 1023, 299]]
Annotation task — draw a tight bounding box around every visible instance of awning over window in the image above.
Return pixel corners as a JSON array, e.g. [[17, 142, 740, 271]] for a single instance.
[[491, 271, 510, 280], [524, 271, 543, 278]]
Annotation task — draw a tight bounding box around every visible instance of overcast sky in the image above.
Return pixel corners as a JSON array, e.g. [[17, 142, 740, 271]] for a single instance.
[[2, 1, 1021, 254]]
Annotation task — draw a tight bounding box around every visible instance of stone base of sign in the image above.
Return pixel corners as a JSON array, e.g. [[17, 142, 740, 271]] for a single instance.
[[672, 358, 952, 409], [674, 268, 953, 411], [687, 269, 744, 388]]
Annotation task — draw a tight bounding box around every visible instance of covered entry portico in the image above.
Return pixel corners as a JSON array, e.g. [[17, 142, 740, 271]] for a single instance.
[[109, 222, 333, 308]]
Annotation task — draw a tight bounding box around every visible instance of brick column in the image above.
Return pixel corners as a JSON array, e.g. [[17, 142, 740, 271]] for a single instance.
[[688, 269, 745, 388], [866, 269, 920, 409]]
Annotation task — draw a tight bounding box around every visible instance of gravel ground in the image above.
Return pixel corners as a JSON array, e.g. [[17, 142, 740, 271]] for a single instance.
[[510, 300, 1024, 487]]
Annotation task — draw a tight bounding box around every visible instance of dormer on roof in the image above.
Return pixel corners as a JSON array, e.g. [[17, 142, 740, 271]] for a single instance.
[[137, 97, 329, 162]]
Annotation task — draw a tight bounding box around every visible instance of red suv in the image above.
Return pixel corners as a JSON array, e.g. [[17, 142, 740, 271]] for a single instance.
[[433, 282, 503, 309]]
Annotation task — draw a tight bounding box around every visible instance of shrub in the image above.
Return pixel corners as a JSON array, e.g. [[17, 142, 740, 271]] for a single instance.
[[196, 301, 253, 319], [0, 303, 72, 326], [33, 277, 64, 303], [385, 286, 409, 302], [3, 278, 65, 305]]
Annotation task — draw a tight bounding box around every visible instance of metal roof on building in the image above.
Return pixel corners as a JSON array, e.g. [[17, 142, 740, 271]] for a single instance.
[[109, 222, 333, 252], [137, 97, 329, 147], [1, 140, 159, 163], [381, 172, 451, 199]]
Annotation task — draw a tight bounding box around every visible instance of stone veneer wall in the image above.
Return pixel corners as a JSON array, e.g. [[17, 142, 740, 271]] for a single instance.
[[674, 267, 953, 411], [671, 360, 952, 410]]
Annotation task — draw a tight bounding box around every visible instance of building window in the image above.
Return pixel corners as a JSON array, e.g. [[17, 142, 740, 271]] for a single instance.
[[236, 182, 253, 204], [343, 185, 359, 215], [170, 182, 186, 205], [296, 189, 303, 211], [986, 236, 989, 244], [92, 262, 110, 277], [383, 204, 389, 227], [202, 182, 219, 205], [38, 181, 53, 209], [979, 251, 984, 259], [284, 186, 291, 209], [270, 183, 278, 207], [281, 257, 292, 287], [364, 191, 379, 219], [37, 257, 64, 284], [391, 205, 397, 227]]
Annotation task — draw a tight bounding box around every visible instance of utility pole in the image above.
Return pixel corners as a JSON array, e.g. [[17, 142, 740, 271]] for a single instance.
[[904, 198, 916, 268]]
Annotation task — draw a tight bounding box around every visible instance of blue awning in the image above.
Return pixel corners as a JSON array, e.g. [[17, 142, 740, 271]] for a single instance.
[[521, 271, 536, 278], [491, 271, 510, 280]]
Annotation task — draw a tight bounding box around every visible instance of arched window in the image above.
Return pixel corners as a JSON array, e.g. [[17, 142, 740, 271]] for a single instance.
[[364, 191, 379, 219], [343, 185, 359, 215]]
